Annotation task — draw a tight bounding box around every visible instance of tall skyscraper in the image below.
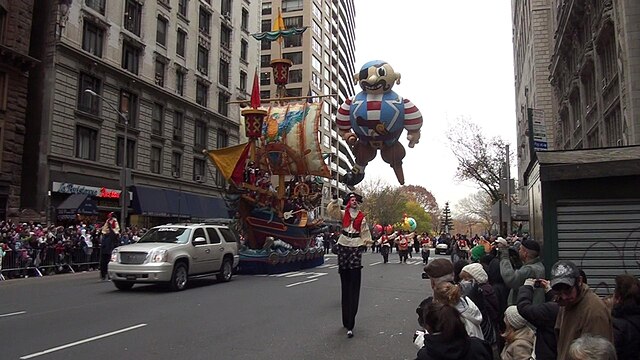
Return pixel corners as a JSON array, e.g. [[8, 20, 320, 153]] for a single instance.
[[259, 0, 357, 215]]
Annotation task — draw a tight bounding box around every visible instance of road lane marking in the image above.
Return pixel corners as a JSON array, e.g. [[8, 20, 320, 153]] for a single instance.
[[305, 273, 327, 279], [0, 311, 26, 318], [369, 261, 382, 266], [286, 278, 318, 287], [20, 323, 147, 359]]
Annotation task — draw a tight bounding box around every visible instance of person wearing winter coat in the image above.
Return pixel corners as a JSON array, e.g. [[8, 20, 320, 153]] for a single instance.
[[460, 263, 499, 346], [416, 302, 492, 360], [500, 305, 535, 360], [433, 281, 484, 340], [516, 279, 559, 360], [496, 238, 545, 306], [611, 274, 640, 360]]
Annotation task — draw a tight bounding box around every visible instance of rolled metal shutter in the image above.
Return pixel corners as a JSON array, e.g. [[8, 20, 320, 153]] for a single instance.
[[556, 199, 640, 296]]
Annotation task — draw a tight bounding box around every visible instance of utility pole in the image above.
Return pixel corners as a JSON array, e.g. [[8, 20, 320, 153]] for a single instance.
[[505, 144, 511, 236]]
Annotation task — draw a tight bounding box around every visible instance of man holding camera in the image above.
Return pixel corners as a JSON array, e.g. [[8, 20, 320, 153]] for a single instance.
[[496, 237, 546, 305]]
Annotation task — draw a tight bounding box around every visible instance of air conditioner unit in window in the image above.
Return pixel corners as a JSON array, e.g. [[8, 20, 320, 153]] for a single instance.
[[195, 175, 204, 182]]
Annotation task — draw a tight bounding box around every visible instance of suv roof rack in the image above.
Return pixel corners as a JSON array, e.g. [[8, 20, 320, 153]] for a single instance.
[[201, 218, 233, 225]]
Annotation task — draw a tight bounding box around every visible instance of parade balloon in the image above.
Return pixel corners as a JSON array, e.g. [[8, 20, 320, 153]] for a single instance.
[[384, 224, 394, 235], [336, 60, 424, 186], [406, 217, 417, 231], [374, 224, 383, 234]]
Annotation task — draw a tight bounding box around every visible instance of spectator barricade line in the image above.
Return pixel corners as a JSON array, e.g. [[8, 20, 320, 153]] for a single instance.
[[0, 247, 102, 280]]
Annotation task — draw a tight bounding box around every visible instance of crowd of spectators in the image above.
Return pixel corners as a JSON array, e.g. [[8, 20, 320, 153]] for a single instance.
[[0, 219, 146, 279]]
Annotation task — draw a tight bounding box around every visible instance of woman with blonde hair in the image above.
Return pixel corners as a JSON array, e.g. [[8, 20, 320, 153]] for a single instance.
[[433, 281, 484, 339], [500, 305, 534, 360]]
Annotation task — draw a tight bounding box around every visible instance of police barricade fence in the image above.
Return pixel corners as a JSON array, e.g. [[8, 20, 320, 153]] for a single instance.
[[0, 246, 103, 280]]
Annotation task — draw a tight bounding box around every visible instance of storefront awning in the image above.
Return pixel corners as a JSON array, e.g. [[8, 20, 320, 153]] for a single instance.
[[132, 186, 229, 219], [57, 194, 98, 219]]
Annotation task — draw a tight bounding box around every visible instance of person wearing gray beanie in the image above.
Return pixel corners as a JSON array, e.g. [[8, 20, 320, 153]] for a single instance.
[[501, 305, 534, 360]]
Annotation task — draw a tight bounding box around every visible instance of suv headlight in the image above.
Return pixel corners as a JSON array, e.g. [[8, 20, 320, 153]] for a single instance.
[[149, 249, 168, 263], [110, 248, 118, 262]]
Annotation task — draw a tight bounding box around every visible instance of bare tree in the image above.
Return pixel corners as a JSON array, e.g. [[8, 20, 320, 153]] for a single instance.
[[455, 191, 494, 233], [446, 117, 508, 203]]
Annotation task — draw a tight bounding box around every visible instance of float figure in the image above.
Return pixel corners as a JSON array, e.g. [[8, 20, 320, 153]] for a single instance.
[[336, 60, 423, 185]]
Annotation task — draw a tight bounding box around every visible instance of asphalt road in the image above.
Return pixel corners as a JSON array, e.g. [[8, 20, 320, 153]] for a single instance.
[[1, 250, 441, 360]]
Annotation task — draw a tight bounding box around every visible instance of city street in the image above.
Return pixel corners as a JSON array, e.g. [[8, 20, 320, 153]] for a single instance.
[[1, 251, 440, 360]]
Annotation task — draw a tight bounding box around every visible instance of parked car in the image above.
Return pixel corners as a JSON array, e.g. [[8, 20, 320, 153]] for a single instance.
[[108, 222, 240, 291]]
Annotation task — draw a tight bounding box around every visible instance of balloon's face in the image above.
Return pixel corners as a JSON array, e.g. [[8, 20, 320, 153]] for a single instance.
[[357, 62, 399, 95]]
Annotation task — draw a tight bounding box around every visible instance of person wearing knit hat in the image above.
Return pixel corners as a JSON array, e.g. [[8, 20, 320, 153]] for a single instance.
[[460, 263, 500, 347], [461, 263, 488, 284], [470, 245, 486, 262], [501, 305, 535, 360]]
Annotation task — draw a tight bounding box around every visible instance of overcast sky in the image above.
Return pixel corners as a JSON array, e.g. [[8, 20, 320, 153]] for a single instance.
[[352, 1, 517, 209]]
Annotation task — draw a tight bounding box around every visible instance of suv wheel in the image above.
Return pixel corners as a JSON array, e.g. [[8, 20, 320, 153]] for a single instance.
[[113, 281, 134, 291], [216, 258, 233, 282], [170, 263, 188, 291]]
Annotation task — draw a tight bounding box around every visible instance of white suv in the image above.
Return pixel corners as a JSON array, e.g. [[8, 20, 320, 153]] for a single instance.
[[108, 222, 239, 291]]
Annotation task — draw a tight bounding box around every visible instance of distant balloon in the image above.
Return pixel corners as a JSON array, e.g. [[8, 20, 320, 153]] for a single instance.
[[374, 224, 383, 234], [406, 217, 417, 231], [384, 224, 394, 235]]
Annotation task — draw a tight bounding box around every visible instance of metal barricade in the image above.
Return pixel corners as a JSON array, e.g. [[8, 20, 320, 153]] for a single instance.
[[0, 246, 102, 280]]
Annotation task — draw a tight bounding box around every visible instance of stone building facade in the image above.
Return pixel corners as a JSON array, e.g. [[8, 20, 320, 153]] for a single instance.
[[550, 0, 639, 150], [22, 0, 260, 226], [0, 0, 37, 221]]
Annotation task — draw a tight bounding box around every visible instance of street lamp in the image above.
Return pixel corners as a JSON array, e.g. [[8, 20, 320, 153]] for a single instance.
[[84, 89, 129, 231]]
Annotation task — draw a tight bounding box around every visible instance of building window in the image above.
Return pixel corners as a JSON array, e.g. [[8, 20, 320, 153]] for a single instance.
[[196, 81, 208, 107], [282, 0, 303, 12], [156, 16, 168, 46], [173, 111, 184, 141], [116, 137, 136, 169], [175, 69, 185, 96], [195, 119, 207, 149], [121, 40, 140, 74], [289, 69, 302, 83], [218, 93, 230, 116], [197, 45, 209, 75], [123, 0, 142, 36], [193, 158, 205, 181], [0, 72, 6, 111], [155, 60, 166, 87], [260, 90, 270, 99], [241, 8, 249, 32], [261, 39, 271, 50], [260, 54, 271, 68], [284, 34, 302, 47], [288, 88, 302, 97], [311, 56, 322, 72], [119, 90, 138, 127], [219, 59, 229, 88], [176, 29, 186, 57], [172, 152, 182, 177], [261, 19, 271, 32], [311, 38, 321, 55], [312, 2, 322, 19], [260, 71, 270, 86], [323, 66, 330, 81], [86, 0, 106, 14], [77, 73, 101, 115], [239, 70, 247, 92], [312, 20, 321, 37], [322, 134, 329, 148], [82, 21, 104, 57], [599, 32, 617, 85], [283, 51, 303, 65], [199, 7, 211, 35], [311, 72, 321, 89], [221, 26, 231, 50], [323, 117, 329, 130], [178, 0, 188, 17], [75, 125, 98, 161], [604, 106, 622, 146], [240, 39, 248, 62], [152, 103, 164, 136], [569, 89, 581, 131], [262, 2, 272, 15], [150, 146, 162, 174], [284, 16, 303, 28], [587, 126, 600, 148]]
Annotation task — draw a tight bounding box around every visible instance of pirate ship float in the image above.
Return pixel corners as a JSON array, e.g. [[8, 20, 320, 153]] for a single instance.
[[204, 18, 333, 274]]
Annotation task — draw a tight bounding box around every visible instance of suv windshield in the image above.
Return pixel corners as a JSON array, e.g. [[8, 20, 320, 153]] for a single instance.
[[137, 227, 191, 244]]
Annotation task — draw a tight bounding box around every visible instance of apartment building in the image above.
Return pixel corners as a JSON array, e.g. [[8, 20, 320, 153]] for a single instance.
[[260, 0, 357, 215], [22, 0, 260, 226], [511, 0, 556, 206], [0, 0, 37, 221]]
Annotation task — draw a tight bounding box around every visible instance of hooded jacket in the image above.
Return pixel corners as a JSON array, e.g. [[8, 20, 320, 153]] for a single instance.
[[416, 333, 492, 360], [612, 303, 640, 360], [456, 297, 484, 340]]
